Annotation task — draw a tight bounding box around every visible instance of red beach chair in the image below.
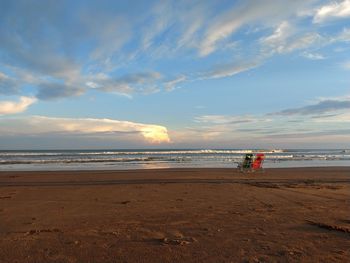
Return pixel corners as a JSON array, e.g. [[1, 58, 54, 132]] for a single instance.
[[252, 153, 265, 172]]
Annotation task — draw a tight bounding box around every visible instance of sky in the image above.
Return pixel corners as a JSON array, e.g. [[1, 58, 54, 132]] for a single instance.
[[0, 0, 350, 149]]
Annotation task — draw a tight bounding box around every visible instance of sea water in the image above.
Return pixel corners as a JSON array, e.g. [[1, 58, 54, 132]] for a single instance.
[[0, 149, 349, 171]]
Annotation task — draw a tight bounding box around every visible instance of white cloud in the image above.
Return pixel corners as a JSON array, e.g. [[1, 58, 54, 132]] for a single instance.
[[201, 61, 260, 79], [261, 21, 292, 49], [177, 18, 203, 49], [301, 51, 325, 60], [0, 116, 170, 144], [281, 33, 323, 53], [140, 2, 172, 51], [261, 21, 323, 55], [198, 0, 312, 56], [0, 97, 37, 115], [164, 75, 186, 91], [313, 0, 350, 23]]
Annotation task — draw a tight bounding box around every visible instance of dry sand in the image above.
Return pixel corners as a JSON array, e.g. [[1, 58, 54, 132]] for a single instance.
[[0, 167, 349, 263]]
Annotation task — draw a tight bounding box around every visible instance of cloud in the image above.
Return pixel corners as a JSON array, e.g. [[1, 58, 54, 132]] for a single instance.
[[0, 72, 20, 95], [137, 1, 209, 57], [140, 1, 173, 51], [176, 17, 204, 49], [283, 33, 323, 53], [260, 21, 292, 50], [1, 0, 350, 106], [91, 72, 162, 95], [263, 128, 350, 139], [0, 17, 81, 83], [199, 0, 312, 56], [260, 21, 323, 55], [311, 112, 350, 122], [313, 0, 350, 23], [201, 61, 260, 79], [0, 1, 138, 100], [84, 15, 131, 61], [0, 116, 170, 144], [164, 75, 186, 91], [195, 115, 258, 124], [36, 82, 85, 100], [301, 51, 325, 60], [178, 94, 350, 146], [0, 96, 37, 115], [271, 98, 350, 115]]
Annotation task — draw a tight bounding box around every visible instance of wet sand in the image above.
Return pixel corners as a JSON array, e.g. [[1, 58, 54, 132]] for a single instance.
[[0, 167, 349, 262]]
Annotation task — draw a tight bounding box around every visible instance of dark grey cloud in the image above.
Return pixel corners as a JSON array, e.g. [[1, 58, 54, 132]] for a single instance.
[[36, 83, 84, 100], [271, 99, 350, 115]]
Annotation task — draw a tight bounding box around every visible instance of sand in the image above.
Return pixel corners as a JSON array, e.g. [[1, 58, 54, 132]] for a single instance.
[[0, 167, 349, 263]]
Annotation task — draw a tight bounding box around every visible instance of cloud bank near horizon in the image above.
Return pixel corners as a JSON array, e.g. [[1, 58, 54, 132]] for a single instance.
[[0, 116, 170, 145], [173, 95, 350, 147]]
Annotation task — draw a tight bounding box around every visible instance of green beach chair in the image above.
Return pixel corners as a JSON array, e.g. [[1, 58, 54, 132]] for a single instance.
[[238, 153, 254, 172]]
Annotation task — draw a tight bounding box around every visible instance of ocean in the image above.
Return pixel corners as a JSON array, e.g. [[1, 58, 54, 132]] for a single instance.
[[0, 149, 349, 171]]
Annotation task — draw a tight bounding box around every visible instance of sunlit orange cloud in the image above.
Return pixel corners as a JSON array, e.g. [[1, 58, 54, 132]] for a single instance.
[[140, 126, 171, 144]]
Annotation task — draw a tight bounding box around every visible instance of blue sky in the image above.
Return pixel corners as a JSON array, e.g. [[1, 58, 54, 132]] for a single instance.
[[0, 0, 350, 149]]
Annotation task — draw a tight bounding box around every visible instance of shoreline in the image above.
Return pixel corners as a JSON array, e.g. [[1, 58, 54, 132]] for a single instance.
[[1, 164, 350, 171]]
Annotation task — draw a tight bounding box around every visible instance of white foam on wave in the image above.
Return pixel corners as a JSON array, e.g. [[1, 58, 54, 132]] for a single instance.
[[0, 156, 193, 165]]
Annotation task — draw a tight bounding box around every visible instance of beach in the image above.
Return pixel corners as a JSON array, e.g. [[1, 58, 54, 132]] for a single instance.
[[0, 167, 349, 262]]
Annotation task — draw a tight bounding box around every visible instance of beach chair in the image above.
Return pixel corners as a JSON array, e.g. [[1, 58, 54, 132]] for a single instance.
[[251, 153, 265, 172], [237, 153, 254, 172], [237, 153, 265, 173]]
